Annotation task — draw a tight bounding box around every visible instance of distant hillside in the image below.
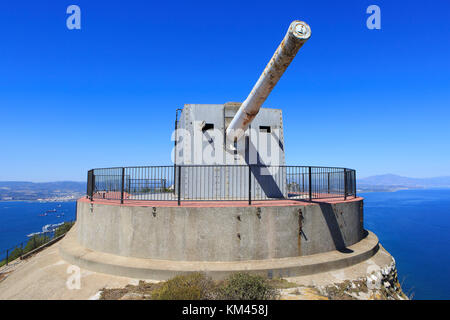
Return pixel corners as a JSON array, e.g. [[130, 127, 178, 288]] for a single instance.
[[357, 174, 450, 192], [0, 181, 85, 201]]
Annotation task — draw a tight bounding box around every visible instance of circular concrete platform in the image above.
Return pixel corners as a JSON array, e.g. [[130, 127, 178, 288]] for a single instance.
[[76, 197, 364, 261], [59, 224, 378, 280]]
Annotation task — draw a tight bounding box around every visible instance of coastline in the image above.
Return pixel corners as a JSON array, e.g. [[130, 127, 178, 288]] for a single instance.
[[357, 186, 450, 193]]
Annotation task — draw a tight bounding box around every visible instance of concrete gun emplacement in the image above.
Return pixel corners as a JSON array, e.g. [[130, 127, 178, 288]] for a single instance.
[[226, 20, 311, 144]]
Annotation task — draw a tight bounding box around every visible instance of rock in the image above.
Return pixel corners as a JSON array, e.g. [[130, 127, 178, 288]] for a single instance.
[[369, 274, 378, 282], [119, 292, 151, 300]]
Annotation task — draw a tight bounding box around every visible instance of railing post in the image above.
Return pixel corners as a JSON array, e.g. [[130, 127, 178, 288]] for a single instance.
[[177, 165, 181, 206], [302, 172, 305, 193], [308, 166, 312, 202], [354, 170, 357, 198], [89, 170, 95, 201], [6, 249, 8, 265], [327, 172, 330, 194], [344, 168, 348, 200], [248, 165, 252, 205], [87, 170, 93, 201], [120, 167, 125, 204], [173, 165, 177, 196], [86, 170, 89, 199]]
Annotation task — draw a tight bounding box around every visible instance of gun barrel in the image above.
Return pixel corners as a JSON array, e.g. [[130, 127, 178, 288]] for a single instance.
[[226, 20, 311, 142]]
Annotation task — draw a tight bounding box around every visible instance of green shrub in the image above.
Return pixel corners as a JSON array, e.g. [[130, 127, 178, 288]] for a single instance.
[[151, 273, 217, 300], [218, 273, 278, 300], [23, 234, 50, 253], [0, 235, 48, 266], [5, 246, 24, 263], [95, 273, 284, 300], [0, 246, 25, 266], [54, 221, 74, 238]]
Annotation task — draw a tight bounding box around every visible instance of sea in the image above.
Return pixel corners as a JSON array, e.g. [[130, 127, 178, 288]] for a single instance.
[[0, 189, 449, 299], [361, 189, 450, 300], [0, 201, 76, 258]]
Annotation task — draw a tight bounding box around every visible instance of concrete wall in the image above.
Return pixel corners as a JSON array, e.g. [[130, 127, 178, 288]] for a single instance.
[[178, 104, 285, 166], [175, 104, 287, 199], [76, 199, 364, 262]]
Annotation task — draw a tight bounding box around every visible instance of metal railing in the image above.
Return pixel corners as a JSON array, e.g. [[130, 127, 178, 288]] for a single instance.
[[87, 165, 356, 205]]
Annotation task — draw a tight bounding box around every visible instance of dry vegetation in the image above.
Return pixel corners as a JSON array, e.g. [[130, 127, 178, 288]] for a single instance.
[[100, 272, 282, 300]]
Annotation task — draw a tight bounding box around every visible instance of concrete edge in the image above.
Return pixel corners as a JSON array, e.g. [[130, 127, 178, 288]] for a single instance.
[[59, 228, 379, 281], [78, 196, 364, 208]]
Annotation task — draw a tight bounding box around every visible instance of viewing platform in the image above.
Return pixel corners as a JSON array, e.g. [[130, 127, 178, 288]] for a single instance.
[[62, 164, 367, 280]]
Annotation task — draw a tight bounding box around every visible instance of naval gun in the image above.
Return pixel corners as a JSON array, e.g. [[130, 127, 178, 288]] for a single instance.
[[174, 20, 311, 199], [226, 20, 311, 143], [175, 20, 311, 167]]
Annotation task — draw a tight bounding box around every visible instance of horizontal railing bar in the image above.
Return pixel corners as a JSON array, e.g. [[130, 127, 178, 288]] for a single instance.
[[91, 165, 354, 170]]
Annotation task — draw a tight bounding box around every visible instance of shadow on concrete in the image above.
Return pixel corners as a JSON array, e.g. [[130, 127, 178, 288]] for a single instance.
[[245, 139, 284, 198], [362, 229, 369, 238], [318, 203, 354, 254]]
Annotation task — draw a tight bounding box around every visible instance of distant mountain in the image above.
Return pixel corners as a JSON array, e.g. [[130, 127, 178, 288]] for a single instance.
[[0, 181, 86, 201], [358, 174, 450, 190]]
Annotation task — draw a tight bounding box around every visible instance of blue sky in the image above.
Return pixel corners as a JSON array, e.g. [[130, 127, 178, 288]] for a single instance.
[[0, 0, 449, 181]]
